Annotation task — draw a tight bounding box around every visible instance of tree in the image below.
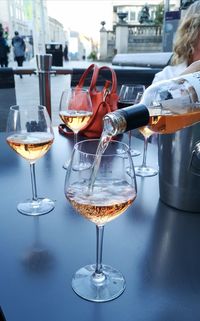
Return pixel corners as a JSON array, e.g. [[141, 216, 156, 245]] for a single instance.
[[154, 3, 164, 26]]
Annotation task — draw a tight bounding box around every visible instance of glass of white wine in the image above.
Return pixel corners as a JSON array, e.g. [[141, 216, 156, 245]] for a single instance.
[[65, 139, 137, 302], [59, 88, 93, 169], [6, 105, 55, 215], [134, 125, 158, 177]]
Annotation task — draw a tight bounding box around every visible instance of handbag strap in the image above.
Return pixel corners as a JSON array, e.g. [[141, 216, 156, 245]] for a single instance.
[[76, 63, 99, 91], [90, 65, 118, 94]]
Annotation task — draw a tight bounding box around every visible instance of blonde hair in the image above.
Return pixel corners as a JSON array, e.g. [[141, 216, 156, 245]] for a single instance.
[[171, 1, 200, 65]]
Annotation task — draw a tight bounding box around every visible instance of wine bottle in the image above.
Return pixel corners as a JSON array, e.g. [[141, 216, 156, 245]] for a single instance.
[[103, 71, 200, 136]]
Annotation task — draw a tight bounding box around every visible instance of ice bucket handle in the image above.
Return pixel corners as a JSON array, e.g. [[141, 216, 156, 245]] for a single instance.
[[189, 141, 200, 176]]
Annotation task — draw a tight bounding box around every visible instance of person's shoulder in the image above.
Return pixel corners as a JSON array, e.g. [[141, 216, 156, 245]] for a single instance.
[[153, 62, 187, 83]]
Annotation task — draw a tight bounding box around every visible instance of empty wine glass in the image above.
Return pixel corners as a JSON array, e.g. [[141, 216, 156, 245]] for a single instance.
[[6, 105, 55, 215], [134, 126, 158, 177], [65, 139, 137, 302], [118, 84, 145, 157], [59, 88, 93, 169]]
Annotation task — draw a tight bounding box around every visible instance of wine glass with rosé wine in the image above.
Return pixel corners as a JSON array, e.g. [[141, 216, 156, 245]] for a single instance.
[[134, 125, 158, 177], [6, 105, 55, 216], [65, 139, 137, 302], [59, 88, 93, 169]]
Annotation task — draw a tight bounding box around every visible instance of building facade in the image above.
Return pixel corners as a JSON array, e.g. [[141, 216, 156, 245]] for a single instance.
[[100, 0, 181, 60], [0, 0, 67, 61], [111, 0, 180, 26]]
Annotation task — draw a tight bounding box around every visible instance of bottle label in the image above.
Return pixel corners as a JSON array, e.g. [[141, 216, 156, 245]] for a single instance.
[[181, 71, 200, 102], [162, 96, 192, 114]]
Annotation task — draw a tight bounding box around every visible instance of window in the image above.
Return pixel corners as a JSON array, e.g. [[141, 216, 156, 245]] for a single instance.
[[130, 10, 136, 21]]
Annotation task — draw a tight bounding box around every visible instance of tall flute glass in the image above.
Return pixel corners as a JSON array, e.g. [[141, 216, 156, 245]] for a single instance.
[[6, 105, 55, 215], [118, 84, 145, 157], [65, 139, 137, 302], [135, 126, 158, 177], [59, 88, 93, 169]]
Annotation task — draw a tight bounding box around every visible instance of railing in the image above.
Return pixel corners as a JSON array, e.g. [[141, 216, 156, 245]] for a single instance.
[[104, 24, 163, 57], [13, 67, 73, 76], [128, 24, 162, 37], [128, 24, 163, 52]]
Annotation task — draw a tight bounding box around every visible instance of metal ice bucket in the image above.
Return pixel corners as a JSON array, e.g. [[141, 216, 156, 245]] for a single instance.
[[158, 123, 200, 212]]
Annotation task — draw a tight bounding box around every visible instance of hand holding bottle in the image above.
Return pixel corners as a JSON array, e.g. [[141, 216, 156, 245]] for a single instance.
[[181, 60, 200, 75]]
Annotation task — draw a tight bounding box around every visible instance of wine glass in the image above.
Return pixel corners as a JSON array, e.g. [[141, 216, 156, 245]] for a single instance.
[[65, 139, 137, 302], [134, 126, 158, 177], [59, 88, 93, 169], [6, 105, 55, 216], [118, 84, 145, 157]]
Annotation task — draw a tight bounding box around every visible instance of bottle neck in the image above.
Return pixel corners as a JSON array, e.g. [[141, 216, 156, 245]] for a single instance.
[[120, 104, 149, 131], [103, 104, 149, 136]]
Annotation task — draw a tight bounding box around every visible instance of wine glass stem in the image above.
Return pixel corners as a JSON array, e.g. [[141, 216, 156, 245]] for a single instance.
[[30, 163, 38, 201], [128, 131, 132, 149], [74, 133, 78, 145], [95, 225, 104, 275], [141, 137, 148, 167]]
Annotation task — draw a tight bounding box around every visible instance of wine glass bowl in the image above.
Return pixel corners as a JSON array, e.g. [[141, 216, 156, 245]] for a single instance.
[[59, 88, 93, 168], [118, 84, 145, 108], [59, 88, 93, 135], [139, 126, 154, 139], [6, 105, 55, 215], [65, 139, 137, 302], [134, 125, 158, 177]]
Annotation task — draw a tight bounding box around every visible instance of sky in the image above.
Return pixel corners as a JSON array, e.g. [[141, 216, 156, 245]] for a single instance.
[[46, 0, 113, 42]]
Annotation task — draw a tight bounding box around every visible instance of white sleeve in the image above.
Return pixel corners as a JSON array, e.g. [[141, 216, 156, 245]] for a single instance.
[[152, 63, 187, 84]]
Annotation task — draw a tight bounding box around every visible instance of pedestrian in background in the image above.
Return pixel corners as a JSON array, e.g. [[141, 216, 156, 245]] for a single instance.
[[0, 31, 10, 67], [12, 31, 26, 78], [63, 43, 69, 61], [153, 0, 200, 82]]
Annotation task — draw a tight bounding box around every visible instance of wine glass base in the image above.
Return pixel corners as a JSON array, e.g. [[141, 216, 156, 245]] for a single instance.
[[117, 148, 140, 158], [63, 160, 70, 170], [130, 149, 141, 157], [17, 198, 55, 216], [135, 165, 158, 177], [72, 264, 126, 302]]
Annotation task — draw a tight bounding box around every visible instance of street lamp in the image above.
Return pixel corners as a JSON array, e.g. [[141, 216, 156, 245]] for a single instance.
[[164, 0, 170, 12]]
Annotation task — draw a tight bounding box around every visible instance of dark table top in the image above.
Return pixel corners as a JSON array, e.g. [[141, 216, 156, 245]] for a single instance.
[[0, 129, 200, 321]]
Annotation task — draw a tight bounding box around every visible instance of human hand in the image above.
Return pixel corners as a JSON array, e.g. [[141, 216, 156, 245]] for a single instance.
[[181, 60, 200, 75]]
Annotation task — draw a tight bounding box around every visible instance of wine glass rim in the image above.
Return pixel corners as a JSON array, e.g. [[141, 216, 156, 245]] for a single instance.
[[120, 84, 145, 88], [9, 105, 47, 111], [62, 88, 89, 93], [74, 139, 130, 157]]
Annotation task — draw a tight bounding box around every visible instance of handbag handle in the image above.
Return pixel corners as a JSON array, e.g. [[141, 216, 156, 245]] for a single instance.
[[76, 63, 99, 91], [90, 65, 118, 94]]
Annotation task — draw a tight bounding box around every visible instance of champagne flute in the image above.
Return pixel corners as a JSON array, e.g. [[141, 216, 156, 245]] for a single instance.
[[118, 84, 145, 157], [6, 105, 55, 215], [134, 126, 158, 177], [59, 88, 93, 169], [65, 139, 137, 302]]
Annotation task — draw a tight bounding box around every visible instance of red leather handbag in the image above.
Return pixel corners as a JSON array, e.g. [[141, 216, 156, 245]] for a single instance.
[[58, 64, 119, 138]]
